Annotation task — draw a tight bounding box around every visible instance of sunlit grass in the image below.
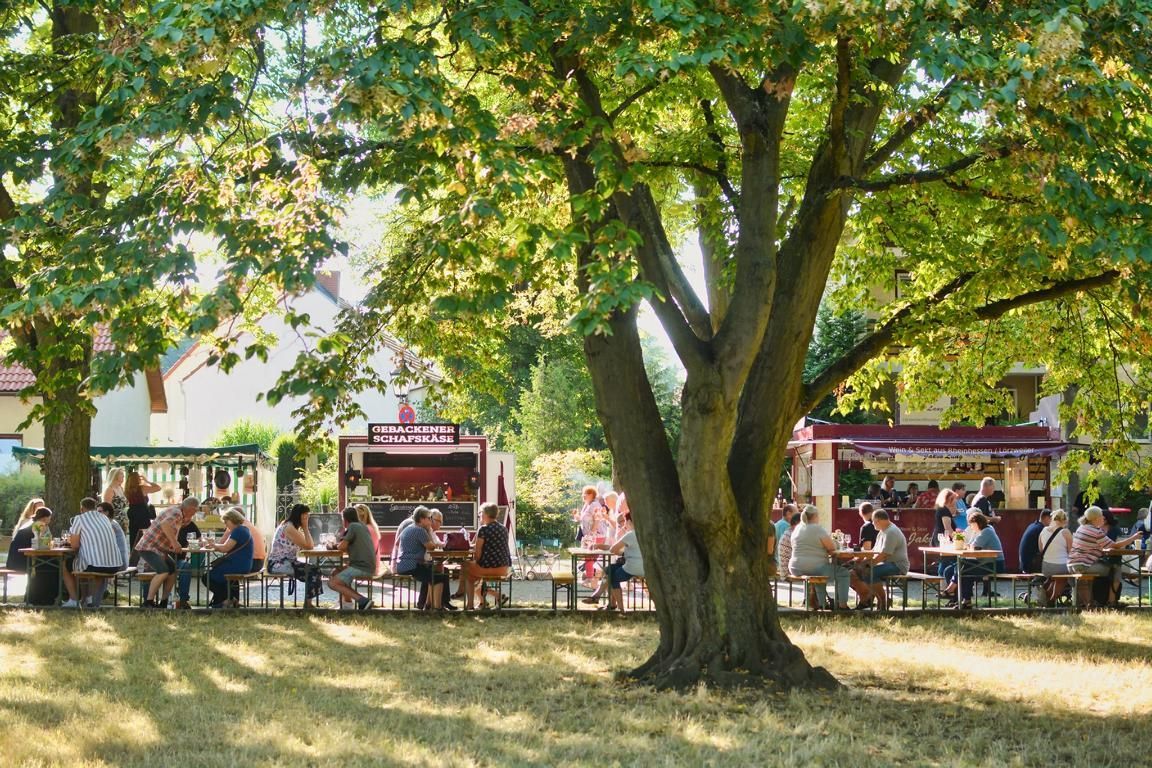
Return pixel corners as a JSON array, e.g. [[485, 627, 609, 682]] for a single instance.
[[0, 610, 1150, 766]]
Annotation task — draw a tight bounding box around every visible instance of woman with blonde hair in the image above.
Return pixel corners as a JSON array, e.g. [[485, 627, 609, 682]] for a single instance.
[[102, 468, 129, 529], [354, 503, 382, 575], [12, 497, 44, 535]]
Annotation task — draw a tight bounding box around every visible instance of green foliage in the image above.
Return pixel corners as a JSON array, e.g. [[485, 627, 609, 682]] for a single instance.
[[838, 470, 876, 504], [297, 454, 338, 513], [0, 469, 45, 533], [516, 449, 612, 544], [210, 419, 282, 453], [271, 434, 302, 491], [804, 305, 887, 424], [1096, 472, 1148, 516], [509, 354, 605, 464]]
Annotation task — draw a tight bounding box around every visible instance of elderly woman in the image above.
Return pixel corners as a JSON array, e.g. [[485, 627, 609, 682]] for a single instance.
[[1069, 506, 1141, 607], [788, 505, 850, 610], [464, 502, 513, 610], [266, 503, 324, 608], [777, 509, 801, 574], [940, 512, 1001, 609], [1039, 509, 1074, 605], [202, 508, 255, 609], [395, 507, 449, 610]]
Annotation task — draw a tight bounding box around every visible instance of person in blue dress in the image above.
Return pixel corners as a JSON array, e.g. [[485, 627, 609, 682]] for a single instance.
[[203, 508, 254, 609]]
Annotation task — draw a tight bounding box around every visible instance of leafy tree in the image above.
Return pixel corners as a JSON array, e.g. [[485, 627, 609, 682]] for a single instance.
[[210, 419, 282, 453], [236, 2, 1152, 690], [803, 304, 887, 423], [516, 448, 612, 543], [0, 2, 338, 523], [271, 434, 302, 491], [510, 353, 606, 463]]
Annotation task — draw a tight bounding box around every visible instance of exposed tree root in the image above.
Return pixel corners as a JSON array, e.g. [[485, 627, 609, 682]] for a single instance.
[[623, 640, 841, 692]]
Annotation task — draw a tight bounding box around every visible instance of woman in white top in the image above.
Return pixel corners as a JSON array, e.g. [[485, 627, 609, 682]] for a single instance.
[[1039, 508, 1074, 604], [788, 505, 851, 610]]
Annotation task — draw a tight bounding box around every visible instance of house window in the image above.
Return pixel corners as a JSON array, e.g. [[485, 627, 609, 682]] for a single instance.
[[895, 270, 913, 299], [0, 435, 22, 474]]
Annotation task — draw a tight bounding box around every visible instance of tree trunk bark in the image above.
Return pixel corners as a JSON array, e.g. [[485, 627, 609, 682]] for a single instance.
[[584, 307, 837, 691], [42, 394, 93, 534]]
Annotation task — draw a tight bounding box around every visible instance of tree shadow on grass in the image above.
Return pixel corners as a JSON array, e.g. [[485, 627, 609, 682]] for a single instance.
[[2, 612, 1150, 767]]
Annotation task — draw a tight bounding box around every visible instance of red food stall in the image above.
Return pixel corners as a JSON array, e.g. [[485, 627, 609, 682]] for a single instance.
[[788, 424, 1069, 572], [338, 423, 515, 553]]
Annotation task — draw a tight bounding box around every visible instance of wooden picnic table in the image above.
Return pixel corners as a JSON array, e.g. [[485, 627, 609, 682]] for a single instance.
[[19, 547, 72, 606], [920, 546, 1001, 609], [567, 547, 614, 608]]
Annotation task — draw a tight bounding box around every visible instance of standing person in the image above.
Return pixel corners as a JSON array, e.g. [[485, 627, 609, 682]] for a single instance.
[[1019, 509, 1053, 574], [64, 497, 125, 608], [328, 506, 379, 611], [394, 507, 448, 610], [102, 468, 130, 531], [857, 502, 878, 550], [941, 512, 1002, 609], [266, 503, 323, 608], [11, 498, 45, 535], [969, 477, 1002, 524], [930, 489, 959, 575], [571, 485, 604, 541], [125, 470, 161, 565], [878, 477, 900, 506], [135, 497, 200, 608], [463, 503, 513, 610], [202, 508, 254, 609]]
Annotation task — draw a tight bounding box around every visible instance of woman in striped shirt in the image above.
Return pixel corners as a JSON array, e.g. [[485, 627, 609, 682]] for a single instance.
[[1068, 506, 1141, 607]]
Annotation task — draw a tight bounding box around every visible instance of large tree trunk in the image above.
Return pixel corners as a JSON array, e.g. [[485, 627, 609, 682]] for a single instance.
[[584, 307, 837, 691], [42, 392, 93, 533]]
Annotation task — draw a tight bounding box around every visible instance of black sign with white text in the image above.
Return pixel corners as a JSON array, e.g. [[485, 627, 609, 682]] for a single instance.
[[368, 423, 460, 445]]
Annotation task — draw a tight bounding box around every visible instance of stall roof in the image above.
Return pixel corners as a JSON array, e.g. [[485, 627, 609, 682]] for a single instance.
[[13, 444, 271, 464], [789, 424, 1069, 459]]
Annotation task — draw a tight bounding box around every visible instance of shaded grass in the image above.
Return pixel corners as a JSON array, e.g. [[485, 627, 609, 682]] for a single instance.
[[1, 610, 1151, 767]]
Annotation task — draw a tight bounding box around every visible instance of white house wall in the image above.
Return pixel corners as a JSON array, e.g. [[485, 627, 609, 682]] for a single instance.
[[160, 291, 416, 445], [92, 373, 152, 445]]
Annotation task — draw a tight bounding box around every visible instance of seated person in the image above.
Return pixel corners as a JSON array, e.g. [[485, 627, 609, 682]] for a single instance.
[[7, 507, 61, 606], [913, 481, 939, 510], [788, 506, 851, 610], [202, 508, 254, 609], [62, 497, 125, 608], [327, 506, 378, 611], [849, 510, 909, 610], [266, 503, 323, 608], [603, 513, 644, 612], [941, 512, 1001, 608], [1068, 506, 1141, 607], [857, 502, 878, 551], [394, 507, 448, 610], [464, 502, 513, 610]]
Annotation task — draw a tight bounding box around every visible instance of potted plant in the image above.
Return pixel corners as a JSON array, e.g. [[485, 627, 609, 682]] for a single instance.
[[953, 531, 966, 551]]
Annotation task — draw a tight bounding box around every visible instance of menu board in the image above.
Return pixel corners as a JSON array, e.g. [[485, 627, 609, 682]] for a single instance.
[[366, 501, 475, 528]]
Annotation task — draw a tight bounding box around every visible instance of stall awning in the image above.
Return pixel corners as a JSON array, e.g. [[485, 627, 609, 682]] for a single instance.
[[13, 444, 271, 465], [788, 424, 1070, 459], [847, 440, 1068, 459]]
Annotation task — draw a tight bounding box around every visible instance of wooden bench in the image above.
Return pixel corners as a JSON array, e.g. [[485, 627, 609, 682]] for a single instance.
[[223, 572, 265, 607], [262, 572, 298, 609], [782, 575, 829, 611], [387, 573, 417, 610], [551, 571, 575, 610], [624, 576, 653, 612], [1048, 573, 1098, 608], [479, 573, 513, 610], [0, 568, 22, 603], [994, 573, 1045, 608], [887, 572, 946, 610]]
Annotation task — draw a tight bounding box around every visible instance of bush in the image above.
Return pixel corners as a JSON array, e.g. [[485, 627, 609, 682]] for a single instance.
[[271, 434, 302, 491], [516, 449, 612, 543], [0, 469, 46, 532], [210, 418, 283, 453], [297, 454, 338, 513]]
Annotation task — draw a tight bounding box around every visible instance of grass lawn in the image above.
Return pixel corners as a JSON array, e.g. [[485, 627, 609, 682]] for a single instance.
[[1, 610, 1151, 767]]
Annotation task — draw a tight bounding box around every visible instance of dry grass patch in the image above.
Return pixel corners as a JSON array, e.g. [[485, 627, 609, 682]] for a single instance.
[[0, 610, 1149, 767]]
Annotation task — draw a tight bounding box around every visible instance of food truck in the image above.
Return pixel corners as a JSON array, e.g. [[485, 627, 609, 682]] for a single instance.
[[337, 422, 515, 552], [788, 424, 1070, 571]]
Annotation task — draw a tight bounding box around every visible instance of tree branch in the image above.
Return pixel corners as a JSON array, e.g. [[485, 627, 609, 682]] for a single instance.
[[862, 76, 960, 174], [799, 269, 1123, 414], [608, 82, 660, 123], [639, 160, 739, 209], [699, 98, 739, 211], [838, 143, 1020, 192]]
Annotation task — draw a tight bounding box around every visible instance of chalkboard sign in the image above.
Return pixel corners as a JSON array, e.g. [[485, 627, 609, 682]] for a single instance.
[[367, 501, 475, 529]]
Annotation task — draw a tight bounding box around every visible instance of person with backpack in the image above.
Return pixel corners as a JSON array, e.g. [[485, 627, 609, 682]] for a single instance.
[[1038, 509, 1074, 605]]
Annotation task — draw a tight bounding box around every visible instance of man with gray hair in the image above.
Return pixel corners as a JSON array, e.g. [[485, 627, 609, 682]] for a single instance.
[[136, 496, 200, 608]]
